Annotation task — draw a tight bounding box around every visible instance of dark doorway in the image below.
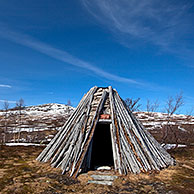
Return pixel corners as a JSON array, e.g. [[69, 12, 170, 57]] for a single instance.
[[90, 123, 114, 169]]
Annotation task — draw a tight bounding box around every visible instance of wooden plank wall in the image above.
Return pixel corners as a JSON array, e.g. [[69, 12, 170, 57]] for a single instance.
[[37, 86, 175, 178]]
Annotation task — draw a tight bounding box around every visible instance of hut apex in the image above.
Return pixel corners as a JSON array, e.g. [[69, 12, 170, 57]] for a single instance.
[[37, 86, 175, 178]]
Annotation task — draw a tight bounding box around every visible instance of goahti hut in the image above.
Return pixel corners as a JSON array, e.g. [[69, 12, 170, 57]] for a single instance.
[[37, 86, 175, 178]]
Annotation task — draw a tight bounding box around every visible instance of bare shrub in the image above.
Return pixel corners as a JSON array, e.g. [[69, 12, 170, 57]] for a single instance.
[[125, 98, 141, 112], [15, 98, 25, 142], [146, 99, 159, 114], [161, 92, 184, 149], [2, 100, 9, 143]]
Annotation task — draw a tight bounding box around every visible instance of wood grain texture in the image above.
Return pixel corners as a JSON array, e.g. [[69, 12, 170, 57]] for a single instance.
[[37, 86, 175, 178]]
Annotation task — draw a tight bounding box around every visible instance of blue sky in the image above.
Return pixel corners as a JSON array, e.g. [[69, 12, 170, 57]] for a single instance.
[[0, 0, 194, 113]]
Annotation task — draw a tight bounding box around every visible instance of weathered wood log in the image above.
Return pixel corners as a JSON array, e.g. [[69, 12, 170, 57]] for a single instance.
[[117, 114, 142, 173], [70, 91, 107, 177], [115, 91, 174, 169], [37, 86, 98, 162], [36, 88, 90, 161], [37, 86, 175, 178], [114, 92, 160, 170], [113, 93, 152, 171], [51, 88, 97, 166], [108, 86, 121, 173]]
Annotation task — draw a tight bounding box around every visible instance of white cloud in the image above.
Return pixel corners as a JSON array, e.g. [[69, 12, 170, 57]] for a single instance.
[[0, 99, 16, 103], [0, 84, 12, 88], [82, 0, 194, 53], [0, 26, 142, 86]]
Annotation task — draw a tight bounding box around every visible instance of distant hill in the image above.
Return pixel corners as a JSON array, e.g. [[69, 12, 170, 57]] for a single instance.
[[135, 111, 194, 144], [0, 103, 193, 144], [0, 103, 74, 143], [136, 111, 194, 130]]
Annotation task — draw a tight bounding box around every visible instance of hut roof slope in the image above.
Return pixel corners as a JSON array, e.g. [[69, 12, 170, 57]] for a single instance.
[[37, 86, 175, 178]]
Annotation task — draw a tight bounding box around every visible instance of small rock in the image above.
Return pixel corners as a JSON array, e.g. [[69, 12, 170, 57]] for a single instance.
[[91, 175, 117, 181], [88, 180, 113, 185], [96, 166, 111, 170]]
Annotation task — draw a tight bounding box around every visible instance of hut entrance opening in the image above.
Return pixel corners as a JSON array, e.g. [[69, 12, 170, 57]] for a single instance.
[[90, 123, 114, 169]]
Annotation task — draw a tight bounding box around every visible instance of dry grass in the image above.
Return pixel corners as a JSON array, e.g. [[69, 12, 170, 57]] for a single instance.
[[0, 145, 194, 194]]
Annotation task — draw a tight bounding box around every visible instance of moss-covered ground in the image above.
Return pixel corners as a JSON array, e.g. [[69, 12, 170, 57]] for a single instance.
[[0, 145, 194, 194]]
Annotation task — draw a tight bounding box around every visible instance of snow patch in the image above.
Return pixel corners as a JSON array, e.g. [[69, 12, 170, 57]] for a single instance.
[[178, 126, 187, 132], [5, 143, 46, 146], [161, 144, 187, 150]]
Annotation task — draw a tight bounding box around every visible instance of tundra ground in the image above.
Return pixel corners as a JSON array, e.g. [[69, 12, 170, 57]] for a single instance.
[[0, 145, 194, 194]]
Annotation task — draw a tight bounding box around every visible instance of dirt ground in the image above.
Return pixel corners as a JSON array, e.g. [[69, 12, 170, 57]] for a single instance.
[[0, 145, 194, 194]]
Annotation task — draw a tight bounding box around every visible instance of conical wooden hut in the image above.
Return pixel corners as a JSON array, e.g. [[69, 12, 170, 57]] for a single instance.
[[37, 86, 175, 178]]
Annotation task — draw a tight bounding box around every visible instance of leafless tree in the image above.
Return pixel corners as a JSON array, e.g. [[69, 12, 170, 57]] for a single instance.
[[3, 100, 9, 111], [146, 99, 159, 114], [124, 98, 141, 112], [185, 107, 194, 120], [182, 107, 194, 146], [66, 99, 72, 106], [165, 93, 183, 116], [15, 98, 25, 142], [161, 92, 184, 149], [16, 98, 25, 111], [2, 100, 9, 143], [66, 100, 73, 115]]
